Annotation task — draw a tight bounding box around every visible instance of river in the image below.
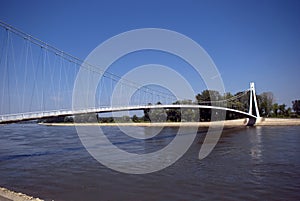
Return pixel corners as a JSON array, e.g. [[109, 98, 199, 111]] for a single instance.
[[0, 124, 300, 201]]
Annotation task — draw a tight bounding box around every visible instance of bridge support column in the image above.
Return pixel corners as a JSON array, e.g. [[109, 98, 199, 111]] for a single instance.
[[247, 82, 261, 126]]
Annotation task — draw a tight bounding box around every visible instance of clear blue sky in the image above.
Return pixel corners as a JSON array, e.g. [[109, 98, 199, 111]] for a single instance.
[[1, 0, 300, 106]]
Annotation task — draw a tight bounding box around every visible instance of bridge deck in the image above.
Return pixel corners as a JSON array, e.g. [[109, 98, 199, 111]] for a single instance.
[[0, 104, 257, 124]]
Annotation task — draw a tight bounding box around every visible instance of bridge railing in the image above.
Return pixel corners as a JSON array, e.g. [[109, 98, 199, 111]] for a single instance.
[[1, 95, 259, 123]]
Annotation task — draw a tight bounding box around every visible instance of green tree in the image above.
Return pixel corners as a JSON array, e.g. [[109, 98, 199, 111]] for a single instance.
[[179, 99, 193, 105], [143, 102, 168, 122], [196, 90, 223, 105], [292, 100, 300, 115], [195, 90, 223, 121], [258, 92, 274, 117], [143, 103, 152, 122], [278, 104, 286, 116], [224, 92, 234, 108], [286, 107, 292, 117], [181, 108, 199, 122], [272, 103, 279, 117], [120, 115, 131, 122], [132, 114, 139, 122], [99, 117, 114, 123], [166, 109, 181, 122], [64, 116, 74, 123], [149, 109, 167, 122], [232, 91, 249, 112], [74, 113, 98, 123]]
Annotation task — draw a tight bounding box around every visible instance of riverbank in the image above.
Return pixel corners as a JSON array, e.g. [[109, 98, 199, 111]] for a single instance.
[[256, 118, 300, 126], [40, 118, 300, 127], [0, 187, 43, 201]]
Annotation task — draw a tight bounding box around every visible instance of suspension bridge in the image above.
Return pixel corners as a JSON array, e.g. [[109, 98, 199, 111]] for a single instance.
[[0, 21, 261, 125]]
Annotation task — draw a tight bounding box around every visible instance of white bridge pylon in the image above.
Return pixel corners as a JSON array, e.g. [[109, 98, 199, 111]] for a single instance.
[[246, 82, 261, 125], [248, 82, 260, 118]]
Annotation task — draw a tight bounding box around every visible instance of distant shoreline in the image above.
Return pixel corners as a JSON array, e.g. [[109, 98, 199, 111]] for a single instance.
[[40, 118, 300, 127]]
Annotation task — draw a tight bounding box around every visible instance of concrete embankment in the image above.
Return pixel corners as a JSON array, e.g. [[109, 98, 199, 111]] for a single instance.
[[0, 187, 43, 201], [40, 118, 300, 127], [256, 118, 300, 126]]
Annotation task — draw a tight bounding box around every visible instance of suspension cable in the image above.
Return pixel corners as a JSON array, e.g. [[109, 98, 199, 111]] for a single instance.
[[198, 89, 250, 104], [0, 20, 177, 101]]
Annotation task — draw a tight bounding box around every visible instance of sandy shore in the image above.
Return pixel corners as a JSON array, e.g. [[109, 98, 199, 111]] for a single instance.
[[0, 187, 43, 201], [256, 118, 300, 126], [40, 118, 300, 127]]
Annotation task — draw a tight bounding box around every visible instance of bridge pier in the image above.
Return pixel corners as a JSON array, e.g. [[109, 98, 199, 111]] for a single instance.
[[246, 118, 257, 126]]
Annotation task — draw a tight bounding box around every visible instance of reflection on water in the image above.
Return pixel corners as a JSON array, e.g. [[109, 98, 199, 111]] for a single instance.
[[0, 124, 300, 201], [249, 126, 263, 162], [248, 126, 264, 183]]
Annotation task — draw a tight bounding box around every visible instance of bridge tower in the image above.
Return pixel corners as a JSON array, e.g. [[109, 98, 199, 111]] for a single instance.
[[248, 82, 260, 118]]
